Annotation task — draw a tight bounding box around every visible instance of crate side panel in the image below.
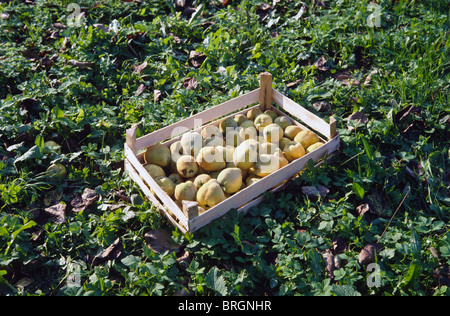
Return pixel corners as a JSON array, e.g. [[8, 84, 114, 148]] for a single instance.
[[124, 144, 189, 227], [272, 89, 332, 139], [135, 88, 260, 151], [188, 135, 340, 232]]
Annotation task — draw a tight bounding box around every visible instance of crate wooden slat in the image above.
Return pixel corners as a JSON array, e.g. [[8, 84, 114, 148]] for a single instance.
[[124, 73, 340, 233]]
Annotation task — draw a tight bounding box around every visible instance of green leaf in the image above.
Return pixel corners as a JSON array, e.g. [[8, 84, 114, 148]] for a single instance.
[[361, 137, 373, 160], [331, 284, 361, 296], [188, 4, 204, 26], [34, 135, 44, 149], [121, 255, 141, 269], [13, 145, 42, 167], [11, 220, 36, 239], [205, 266, 228, 296], [352, 182, 365, 200], [402, 260, 421, 289], [409, 226, 422, 259]]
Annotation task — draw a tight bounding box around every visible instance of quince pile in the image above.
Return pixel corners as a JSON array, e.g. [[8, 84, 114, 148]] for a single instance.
[[142, 108, 324, 213]]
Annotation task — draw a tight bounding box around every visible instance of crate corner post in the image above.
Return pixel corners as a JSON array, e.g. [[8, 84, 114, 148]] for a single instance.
[[329, 116, 337, 139], [259, 72, 273, 112], [126, 123, 139, 154]]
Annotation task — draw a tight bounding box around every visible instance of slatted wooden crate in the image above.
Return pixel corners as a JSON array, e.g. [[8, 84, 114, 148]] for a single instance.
[[124, 72, 340, 233]]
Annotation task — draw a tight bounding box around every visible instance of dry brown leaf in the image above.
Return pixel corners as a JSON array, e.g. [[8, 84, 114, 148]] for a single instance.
[[93, 23, 110, 32], [358, 242, 383, 265], [177, 250, 191, 267], [347, 111, 368, 131], [286, 78, 302, 88], [135, 83, 146, 96], [154, 89, 162, 103], [324, 249, 335, 279], [145, 229, 181, 254], [301, 185, 329, 199], [184, 77, 198, 90], [335, 74, 360, 86], [67, 59, 94, 69], [313, 56, 329, 71], [133, 61, 148, 75], [312, 101, 331, 112], [188, 51, 206, 68], [52, 22, 67, 30], [44, 202, 66, 223], [92, 238, 122, 266], [71, 188, 98, 213]]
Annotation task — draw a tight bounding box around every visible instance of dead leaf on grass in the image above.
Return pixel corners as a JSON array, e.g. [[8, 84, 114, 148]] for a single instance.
[[313, 56, 329, 71], [52, 22, 67, 30], [324, 249, 335, 279], [135, 83, 146, 96], [286, 78, 302, 88], [133, 61, 147, 75], [347, 111, 368, 131], [331, 237, 348, 255], [71, 188, 98, 213], [92, 238, 122, 266], [301, 185, 329, 199], [312, 101, 331, 112], [188, 51, 206, 68], [144, 229, 181, 254], [184, 77, 198, 90], [44, 202, 66, 223], [335, 74, 360, 86], [358, 242, 384, 266], [67, 59, 94, 69]]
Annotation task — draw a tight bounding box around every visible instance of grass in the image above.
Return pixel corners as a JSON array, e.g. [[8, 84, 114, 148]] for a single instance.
[[0, 0, 449, 296]]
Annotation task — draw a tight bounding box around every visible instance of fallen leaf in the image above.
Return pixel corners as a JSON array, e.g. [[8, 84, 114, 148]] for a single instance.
[[395, 105, 421, 123], [335, 74, 360, 86], [301, 185, 329, 199], [286, 78, 302, 88], [135, 83, 146, 96], [184, 77, 198, 90], [93, 23, 110, 32], [356, 203, 370, 216], [312, 101, 331, 112], [44, 202, 66, 223], [347, 111, 368, 131], [177, 250, 191, 267], [133, 61, 147, 75], [358, 242, 383, 265], [363, 68, 379, 86], [144, 229, 181, 254], [15, 277, 33, 288], [188, 51, 206, 68], [313, 56, 329, 71], [92, 238, 122, 266], [154, 89, 162, 103], [324, 249, 335, 279], [71, 188, 98, 213], [256, 2, 272, 22], [52, 22, 67, 30], [67, 59, 94, 69]]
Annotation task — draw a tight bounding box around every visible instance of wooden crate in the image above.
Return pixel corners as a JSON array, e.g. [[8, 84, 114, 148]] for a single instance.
[[124, 72, 340, 233]]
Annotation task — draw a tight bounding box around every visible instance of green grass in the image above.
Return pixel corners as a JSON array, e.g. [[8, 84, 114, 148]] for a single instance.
[[0, 0, 449, 296]]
